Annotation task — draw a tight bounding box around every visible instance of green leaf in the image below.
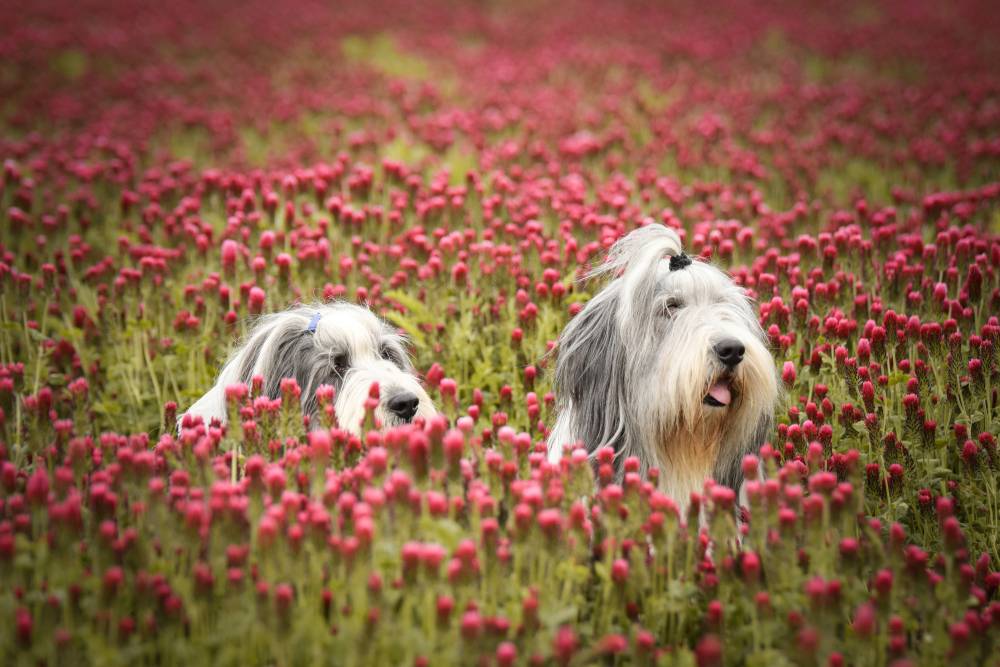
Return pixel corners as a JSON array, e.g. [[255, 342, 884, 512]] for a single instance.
[[24, 327, 49, 342], [746, 651, 794, 667], [887, 371, 909, 386], [50, 49, 88, 80], [419, 517, 465, 550], [539, 605, 578, 628], [384, 290, 433, 322], [383, 311, 427, 348]]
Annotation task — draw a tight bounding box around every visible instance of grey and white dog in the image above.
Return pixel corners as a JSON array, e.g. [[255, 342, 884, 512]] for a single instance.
[[182, 302, 436, 433], [547, 224, 777, 510]]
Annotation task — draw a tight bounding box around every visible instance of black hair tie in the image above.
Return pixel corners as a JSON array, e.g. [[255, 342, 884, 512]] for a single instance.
[[669, 253, 692, 271]]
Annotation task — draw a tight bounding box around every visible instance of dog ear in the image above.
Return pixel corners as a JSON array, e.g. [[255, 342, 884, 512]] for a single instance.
[[180, 316, 277, 428], [553, 285, 636, 469], [261, 319, 321, 404]]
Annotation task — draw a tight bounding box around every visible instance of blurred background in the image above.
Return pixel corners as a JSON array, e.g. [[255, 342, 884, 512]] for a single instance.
[[3, 0, 999, 206]]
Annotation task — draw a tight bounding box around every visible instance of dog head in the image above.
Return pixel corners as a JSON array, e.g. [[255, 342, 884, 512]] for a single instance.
[[550, 224, 777, 497], [182, 302, 436, 434]]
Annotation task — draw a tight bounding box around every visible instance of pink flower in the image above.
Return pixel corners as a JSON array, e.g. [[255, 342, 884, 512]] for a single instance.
[[25, 468, 49, 506], [598, 634, 628, 654], [852, 602, 877, 636], [496, 642, 517, 666], [781, 361, 796, 387], [553, 626, 578, 666], [436, 594, 454, 622], [610, 558, 629, 585], [459, 610, 482, 640], [248, 286, 266, 314], [221, 240, 239, 272], [741, 454, 760, 481], [15, 607, 32, 645], [742, 551, 761, 583], [308, 430, 332, 461], [439, 378, 457, 401], [695, 634, 723, 667], [537, 508, 563, 541]]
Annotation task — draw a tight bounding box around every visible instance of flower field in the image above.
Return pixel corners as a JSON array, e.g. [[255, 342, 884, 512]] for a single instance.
[[3, 0, 1000, 664]]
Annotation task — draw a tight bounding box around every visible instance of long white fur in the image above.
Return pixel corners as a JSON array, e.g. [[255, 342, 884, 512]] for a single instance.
[[548, 224, 778, 513]]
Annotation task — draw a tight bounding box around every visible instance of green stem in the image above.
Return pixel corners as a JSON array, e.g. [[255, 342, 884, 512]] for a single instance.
[[142, 332, 164, 412], [30, 295, 52, 395]]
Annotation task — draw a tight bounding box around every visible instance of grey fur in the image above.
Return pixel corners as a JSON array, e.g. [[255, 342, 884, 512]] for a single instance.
[[551, 284, 638, 480], [182, 302, 435, 433]]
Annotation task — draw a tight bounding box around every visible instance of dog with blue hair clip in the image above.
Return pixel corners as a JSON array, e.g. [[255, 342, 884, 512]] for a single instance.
[[183, 302, 436, 433]]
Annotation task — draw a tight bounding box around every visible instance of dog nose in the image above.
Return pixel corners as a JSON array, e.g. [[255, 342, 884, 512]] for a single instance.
[[386, 391, 420, 421], [714, 339, 745, 368]]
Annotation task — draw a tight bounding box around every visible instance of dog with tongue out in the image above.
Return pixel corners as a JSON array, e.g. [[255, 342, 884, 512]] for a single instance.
[[547, 224, 778, 516]]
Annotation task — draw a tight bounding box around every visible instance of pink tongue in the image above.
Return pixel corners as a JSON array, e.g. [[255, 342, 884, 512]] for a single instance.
[[707, 381, 732, 406]]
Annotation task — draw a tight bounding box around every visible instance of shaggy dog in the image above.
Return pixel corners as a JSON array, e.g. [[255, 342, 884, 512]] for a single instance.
[[182, 302, 436, 433], [547, 224, 778, 510]]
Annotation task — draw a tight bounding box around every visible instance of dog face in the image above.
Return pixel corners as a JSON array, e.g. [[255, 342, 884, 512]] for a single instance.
[[182, 302, 436, 434], [548, 224, 777, 505]]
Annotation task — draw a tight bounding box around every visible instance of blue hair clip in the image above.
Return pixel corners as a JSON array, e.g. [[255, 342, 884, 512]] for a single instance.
[[306, 312, 321, 333]]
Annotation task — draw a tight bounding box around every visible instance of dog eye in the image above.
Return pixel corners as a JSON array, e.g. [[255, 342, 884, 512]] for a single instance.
[[333, 354, 350, 375], [379, 344, 402, 366], [663, 299, 684, 315]]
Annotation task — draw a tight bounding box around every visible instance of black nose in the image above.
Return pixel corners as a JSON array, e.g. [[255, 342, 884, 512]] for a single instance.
[[386, 391, 420, 421], [714, 339, 745, 368]]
